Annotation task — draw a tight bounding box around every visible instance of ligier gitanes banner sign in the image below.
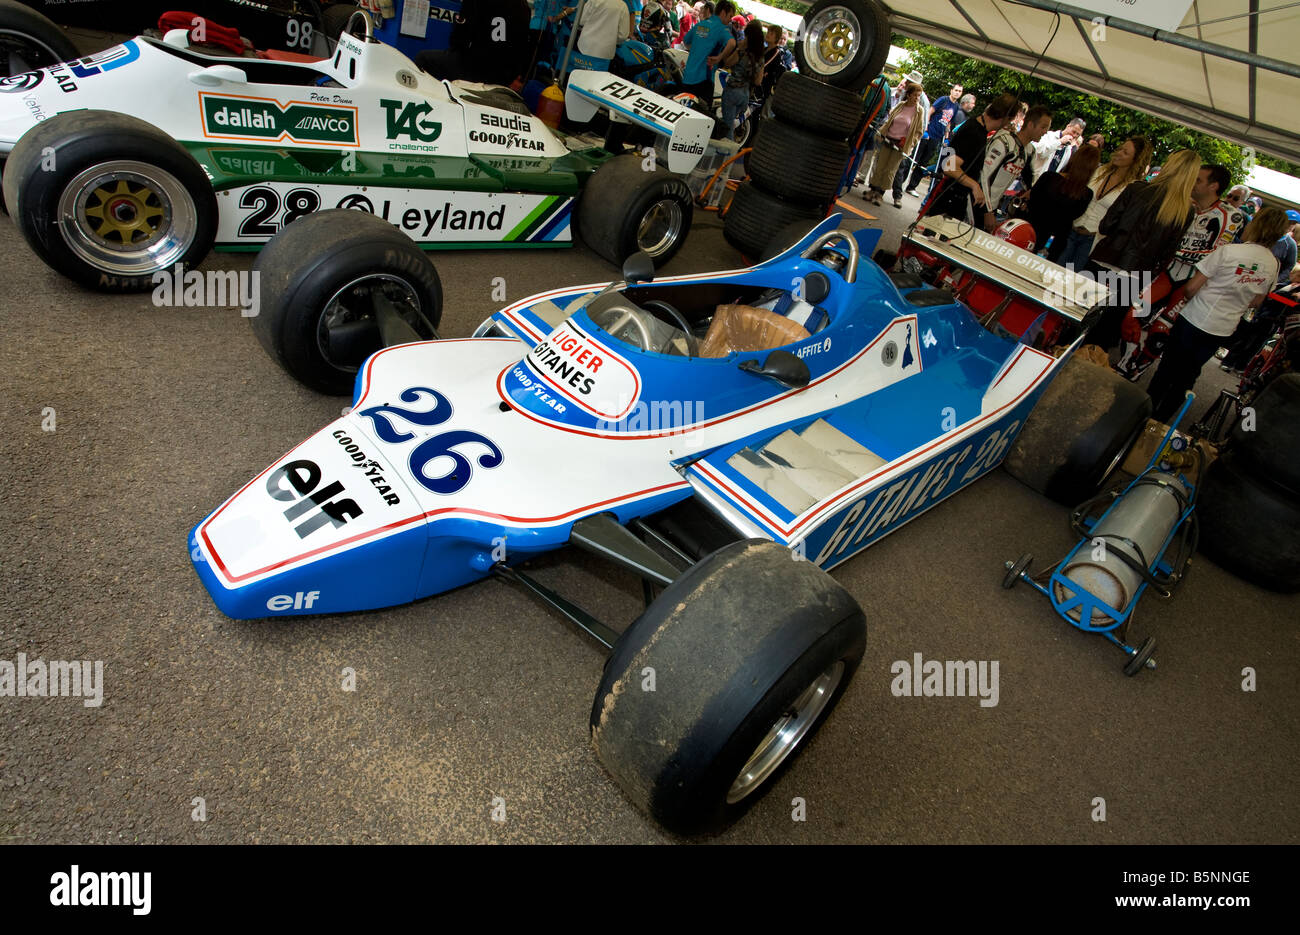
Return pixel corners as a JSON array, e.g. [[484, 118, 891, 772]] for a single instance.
[[1070, 0, 1195, 31]]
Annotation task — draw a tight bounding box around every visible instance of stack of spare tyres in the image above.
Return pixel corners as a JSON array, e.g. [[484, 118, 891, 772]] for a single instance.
[[723, 72, 862, 258], [1196, 373, 1300, 592]]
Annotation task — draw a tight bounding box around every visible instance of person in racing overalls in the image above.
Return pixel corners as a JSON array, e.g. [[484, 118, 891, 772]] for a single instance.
[[1116, 165, 1244, 379]]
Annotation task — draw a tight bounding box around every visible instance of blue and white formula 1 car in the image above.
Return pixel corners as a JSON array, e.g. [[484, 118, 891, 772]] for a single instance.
[[190, 211, 1145, 833], [0, 13, 710, 290]]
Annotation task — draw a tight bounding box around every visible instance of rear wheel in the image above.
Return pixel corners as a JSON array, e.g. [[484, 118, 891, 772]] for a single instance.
[[0, 0, 77, 78], [591, 539, 865, 834], [3, 110, 216, 291], [577, 153, 694, 268], [1003, 353, 1152, 505], [251, 209, 443, 395]]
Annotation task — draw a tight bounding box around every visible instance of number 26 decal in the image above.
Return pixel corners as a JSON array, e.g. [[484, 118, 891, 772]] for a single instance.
[[358, 387, 503, 495]]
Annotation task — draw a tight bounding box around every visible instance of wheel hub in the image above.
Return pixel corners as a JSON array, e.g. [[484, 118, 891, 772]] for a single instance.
[[726, 660, 845, 804], [636, 199, 683, 258], [317, 274, 434, 375], [805, 8, 861, 75], [58, 161, 198, 275], [819, 22, 852, 63]]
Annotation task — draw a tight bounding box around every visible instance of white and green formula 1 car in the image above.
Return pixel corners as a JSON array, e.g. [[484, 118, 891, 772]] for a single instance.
[[0, 14, 711, 291]]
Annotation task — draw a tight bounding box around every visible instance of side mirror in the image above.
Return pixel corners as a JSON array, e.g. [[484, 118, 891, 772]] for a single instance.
[[622, 251, 655, 286], [188, 64, 248, 87], [739, 349, 810, 388]]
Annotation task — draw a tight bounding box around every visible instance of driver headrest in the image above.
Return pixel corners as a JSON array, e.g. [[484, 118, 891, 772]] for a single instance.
[[699, 304, 811, 358]]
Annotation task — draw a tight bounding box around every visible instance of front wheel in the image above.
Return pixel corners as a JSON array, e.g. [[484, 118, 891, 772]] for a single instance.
[[576, 153, 694, 268], [251, 210, 443, 396], [1002, 353, 1152, 505], [3, 111, 217, 291], [591, 539, 866, 834]]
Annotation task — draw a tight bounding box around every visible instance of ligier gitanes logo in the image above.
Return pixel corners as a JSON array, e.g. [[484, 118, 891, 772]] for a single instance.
[[200, 93, 358, 146]]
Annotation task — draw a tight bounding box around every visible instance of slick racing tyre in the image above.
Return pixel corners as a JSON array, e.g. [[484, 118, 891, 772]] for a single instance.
[[3, 111, 217, 292], [591, 539, 866, 835], [0, 0, 77, 78], [795, 0, 890, 92], [577, 153, 694, 268], [724, 182, 824, 259], [252, 209, 443, 396], [747, 120, 850, 204], [1003, 353, 1152, 505], [1196, 451, 1300, 593], [1229, 373, 1300, 497], [768, 71, 862, 139]]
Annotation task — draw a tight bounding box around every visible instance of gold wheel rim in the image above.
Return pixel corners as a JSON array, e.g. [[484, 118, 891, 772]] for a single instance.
[[81, 179, 166, 245]]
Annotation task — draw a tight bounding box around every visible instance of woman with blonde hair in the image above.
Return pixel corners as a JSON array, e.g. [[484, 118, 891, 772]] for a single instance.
[[864, 76, 925, 206], [1086, 148, 1200, 350], [1056, 135, 1152, 270]]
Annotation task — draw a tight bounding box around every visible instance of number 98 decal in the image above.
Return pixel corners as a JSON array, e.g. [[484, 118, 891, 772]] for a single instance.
[[237, 186, 322, 238], [286, 18, 315, 51]]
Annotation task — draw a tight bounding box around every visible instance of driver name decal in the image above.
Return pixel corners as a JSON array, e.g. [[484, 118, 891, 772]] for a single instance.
[[523, 322, 639, 420], [200, 93, 359, 147]]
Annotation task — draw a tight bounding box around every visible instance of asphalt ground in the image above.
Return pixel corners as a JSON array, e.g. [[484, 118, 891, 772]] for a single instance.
[[0, 169, 1296, 847]]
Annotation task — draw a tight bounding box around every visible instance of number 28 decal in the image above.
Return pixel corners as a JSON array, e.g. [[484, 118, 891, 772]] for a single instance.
[[358, 387, 503, 495]]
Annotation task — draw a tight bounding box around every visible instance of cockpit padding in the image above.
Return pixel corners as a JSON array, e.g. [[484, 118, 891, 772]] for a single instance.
[[698, 304, 811, 358]]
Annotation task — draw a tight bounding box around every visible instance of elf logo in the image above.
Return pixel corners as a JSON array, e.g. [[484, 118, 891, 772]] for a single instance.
[[266, 591, 321, 612], [201, 93, 359, 146], [265, 459, 363, 539]]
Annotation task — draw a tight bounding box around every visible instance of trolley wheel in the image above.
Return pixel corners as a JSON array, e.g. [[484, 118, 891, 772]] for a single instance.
[[1002, 553, 1033, 589], [1122, 636, 1157, 677]]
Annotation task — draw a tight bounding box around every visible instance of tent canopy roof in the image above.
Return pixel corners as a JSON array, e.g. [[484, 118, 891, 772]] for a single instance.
[[798, 1, 1300, 162]]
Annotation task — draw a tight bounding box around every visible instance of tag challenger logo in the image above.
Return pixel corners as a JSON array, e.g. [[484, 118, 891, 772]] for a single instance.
[[381, 99, 442, 142], [201, 94, 358, 146]]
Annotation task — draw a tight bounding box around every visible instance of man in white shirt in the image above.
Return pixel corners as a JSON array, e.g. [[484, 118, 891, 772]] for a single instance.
[[1146, 207, 1288, 422], [578, 0, 632, 61], [1026, 117, 1085, 183]]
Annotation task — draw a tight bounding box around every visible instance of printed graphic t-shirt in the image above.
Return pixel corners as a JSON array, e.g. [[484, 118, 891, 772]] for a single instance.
[[1180, 242, 1280, 336]]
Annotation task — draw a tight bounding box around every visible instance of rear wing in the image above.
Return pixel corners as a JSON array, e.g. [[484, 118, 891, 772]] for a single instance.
[[564, 71, 712, 175]]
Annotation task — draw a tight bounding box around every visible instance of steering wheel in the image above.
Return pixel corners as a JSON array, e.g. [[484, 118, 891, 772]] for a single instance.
[[592, 303, 655, 352], [641, 299, 699, 357]]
